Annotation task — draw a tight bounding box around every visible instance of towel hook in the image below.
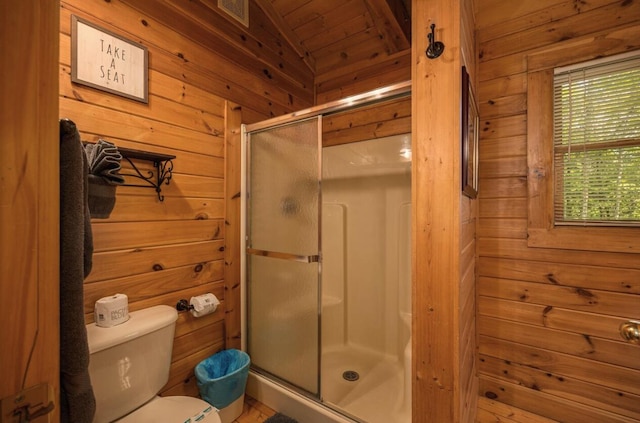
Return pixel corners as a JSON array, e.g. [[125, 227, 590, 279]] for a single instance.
[[426, 23, 445, 59]]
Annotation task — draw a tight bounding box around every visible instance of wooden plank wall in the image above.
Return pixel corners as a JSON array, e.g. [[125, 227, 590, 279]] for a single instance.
[[476, 1, 640, 422], [315, 50, 411, 103], [322, 96, 411, 146], [265, 0, 411, 102], [59, 0, 312, 398]]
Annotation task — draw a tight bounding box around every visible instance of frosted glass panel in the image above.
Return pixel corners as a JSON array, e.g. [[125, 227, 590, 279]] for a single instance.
[[248, 255, 319, 394], [248, 119, 319, 256], [246, 117, 321, 397]]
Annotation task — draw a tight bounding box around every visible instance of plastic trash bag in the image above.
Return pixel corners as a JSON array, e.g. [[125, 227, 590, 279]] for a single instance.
[[195, 349, 250, 409]]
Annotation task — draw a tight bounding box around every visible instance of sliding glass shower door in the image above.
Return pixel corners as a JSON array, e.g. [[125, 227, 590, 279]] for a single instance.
[[245, 117, 322, 396]]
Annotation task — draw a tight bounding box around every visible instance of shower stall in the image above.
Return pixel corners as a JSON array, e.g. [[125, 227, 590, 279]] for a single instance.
[[242, 83, 411, 423]]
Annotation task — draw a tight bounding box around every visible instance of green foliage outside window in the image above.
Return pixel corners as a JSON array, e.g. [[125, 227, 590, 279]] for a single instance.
[[554, 57, 640, 225]]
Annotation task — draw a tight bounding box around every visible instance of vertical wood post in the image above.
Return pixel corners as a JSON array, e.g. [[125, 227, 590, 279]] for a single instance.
[[224, 102, 243, 349], [0, 1, 60, 421], [412, 0, 462, 421]]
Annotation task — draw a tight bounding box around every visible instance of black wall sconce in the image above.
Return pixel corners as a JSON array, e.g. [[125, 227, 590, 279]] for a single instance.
[[426, 23, 445, 59]]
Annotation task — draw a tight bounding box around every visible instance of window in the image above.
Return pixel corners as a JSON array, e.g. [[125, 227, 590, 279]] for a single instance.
[[526, 40, 640, 253], [553, 52, 640, 226]]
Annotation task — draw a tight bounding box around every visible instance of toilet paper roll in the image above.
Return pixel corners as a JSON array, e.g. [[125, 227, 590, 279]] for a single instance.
[[95, 293, 129, 328], [190, 293, 220, 317]]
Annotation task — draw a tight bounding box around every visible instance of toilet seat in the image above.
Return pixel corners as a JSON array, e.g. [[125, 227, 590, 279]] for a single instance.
[[117, 395, 222, 423]]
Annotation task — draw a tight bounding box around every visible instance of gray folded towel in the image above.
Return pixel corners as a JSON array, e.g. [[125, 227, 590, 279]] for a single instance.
[[84, 139, 125, 218], [84, 139, 125, 184]]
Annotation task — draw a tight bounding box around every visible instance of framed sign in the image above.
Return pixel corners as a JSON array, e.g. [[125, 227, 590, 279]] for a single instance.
[[71, 15, 148, 103], [461, 66, 479, 198]]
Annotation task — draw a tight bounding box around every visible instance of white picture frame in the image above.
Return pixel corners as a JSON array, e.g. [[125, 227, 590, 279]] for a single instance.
[[71, 15, 148, 103]]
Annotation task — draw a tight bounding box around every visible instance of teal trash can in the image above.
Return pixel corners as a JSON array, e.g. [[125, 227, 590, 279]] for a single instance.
[[195, 349, 250, 423]]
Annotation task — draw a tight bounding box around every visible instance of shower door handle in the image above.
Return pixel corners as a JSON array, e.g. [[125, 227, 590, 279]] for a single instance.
[[247, 248, 319, 263]]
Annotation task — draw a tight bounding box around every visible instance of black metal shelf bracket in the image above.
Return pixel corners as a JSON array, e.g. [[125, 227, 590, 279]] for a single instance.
[[118, 146, 176, 202]]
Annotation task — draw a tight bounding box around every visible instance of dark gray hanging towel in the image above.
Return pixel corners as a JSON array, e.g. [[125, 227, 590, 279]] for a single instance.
[[59, 118, 96, 423]]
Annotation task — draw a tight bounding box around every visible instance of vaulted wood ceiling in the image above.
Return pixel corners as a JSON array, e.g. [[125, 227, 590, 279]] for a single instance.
[[254, 0, 411, 76]]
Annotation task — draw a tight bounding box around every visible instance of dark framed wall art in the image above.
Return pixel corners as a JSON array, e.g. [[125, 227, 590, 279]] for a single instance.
[[461, 66, 479, 198]]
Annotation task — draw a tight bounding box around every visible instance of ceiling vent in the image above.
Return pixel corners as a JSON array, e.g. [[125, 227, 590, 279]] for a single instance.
[[218, 0, 249, 27]]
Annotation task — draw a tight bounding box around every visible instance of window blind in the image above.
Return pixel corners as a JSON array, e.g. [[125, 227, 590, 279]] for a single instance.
[[553, 51, 640, 226]]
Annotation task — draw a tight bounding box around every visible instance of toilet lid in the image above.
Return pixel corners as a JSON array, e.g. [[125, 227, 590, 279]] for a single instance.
[[117, 396, 222, 423]]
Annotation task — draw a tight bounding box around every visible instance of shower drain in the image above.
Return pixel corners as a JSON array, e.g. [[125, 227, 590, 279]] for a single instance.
[[342, 370, 360, 382]]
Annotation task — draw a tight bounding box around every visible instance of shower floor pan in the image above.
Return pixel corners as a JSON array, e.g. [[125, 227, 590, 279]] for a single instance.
[[322, 345, 410, 423]]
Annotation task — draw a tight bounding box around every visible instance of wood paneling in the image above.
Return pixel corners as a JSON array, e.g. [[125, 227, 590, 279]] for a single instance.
[[59, 0, 311, 398], [476, 1, 640, 421], [316, 50, 412, 103], [263, 0, 409, 76], [322, 96, 411, 146], [1, 2, 60, 421], [480, 1, 640, 63], [61, 0, 312, 119], [479, 354, 640, 420], [476, 397, 559, 423]]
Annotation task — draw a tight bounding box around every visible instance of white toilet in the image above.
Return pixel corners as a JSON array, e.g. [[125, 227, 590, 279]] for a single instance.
[[86, 305, 222, 423]]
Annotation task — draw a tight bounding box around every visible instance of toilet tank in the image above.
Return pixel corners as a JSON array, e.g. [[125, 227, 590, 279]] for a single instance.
[[86, 305, 179, 423]]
